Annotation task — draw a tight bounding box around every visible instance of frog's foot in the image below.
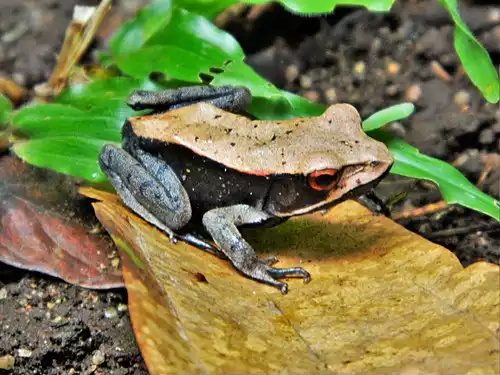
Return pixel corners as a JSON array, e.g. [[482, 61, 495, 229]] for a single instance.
[[127, 85, 251, 114], [99, 145, 192, 239], [241, 258, 311, 294], [203, 204, 311, 294], [357, 190, 391, 217]]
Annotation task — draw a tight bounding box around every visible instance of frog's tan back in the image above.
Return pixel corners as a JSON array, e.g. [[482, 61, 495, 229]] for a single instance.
[[128, 102, 392, 175]]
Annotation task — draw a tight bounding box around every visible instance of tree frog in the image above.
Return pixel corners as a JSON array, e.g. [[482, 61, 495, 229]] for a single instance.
[[99, 85, 393, 293]]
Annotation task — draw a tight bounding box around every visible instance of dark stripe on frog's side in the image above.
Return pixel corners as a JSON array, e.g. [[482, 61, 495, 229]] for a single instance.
[[122, 121, 331, 224]]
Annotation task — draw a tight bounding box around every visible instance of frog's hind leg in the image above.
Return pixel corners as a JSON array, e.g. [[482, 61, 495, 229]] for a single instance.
[[202, 204, 311, 294], [127, 85, 251, 114], [99, 144, 192, 240]]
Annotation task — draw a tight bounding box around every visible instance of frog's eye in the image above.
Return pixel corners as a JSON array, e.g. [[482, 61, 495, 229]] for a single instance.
[[307, 169, 338, 191]]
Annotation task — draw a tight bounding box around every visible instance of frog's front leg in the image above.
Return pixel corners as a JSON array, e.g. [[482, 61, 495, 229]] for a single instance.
[[127, 85, 251, 114], [202, 205, 311, 294], [99, 145, 192, 239]]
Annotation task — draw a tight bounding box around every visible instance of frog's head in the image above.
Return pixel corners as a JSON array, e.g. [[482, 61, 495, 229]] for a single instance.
[[263, 104, 393, 217]]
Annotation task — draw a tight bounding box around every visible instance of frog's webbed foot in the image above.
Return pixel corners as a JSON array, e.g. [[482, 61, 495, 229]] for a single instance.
[[127, 85, 251, 114], [202, 205, 311, 294]]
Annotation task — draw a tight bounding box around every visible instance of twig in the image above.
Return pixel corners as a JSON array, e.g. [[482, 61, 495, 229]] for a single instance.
[[393, 200, 448, 220], [38, 0, 112, 98], [0, 77, 25, 103], [425, 222, 500, 239]]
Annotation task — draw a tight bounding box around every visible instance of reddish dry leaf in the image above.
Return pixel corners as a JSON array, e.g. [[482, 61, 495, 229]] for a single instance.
[[86, 187, 500, 374], [0, 156, 122, 288]]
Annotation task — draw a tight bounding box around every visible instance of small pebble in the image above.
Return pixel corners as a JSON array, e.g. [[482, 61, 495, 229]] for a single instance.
[[285, 65, 299, 83], [51, 316, 63, 324], [299, 75, 312, 89], [303, 90, 320, 103], [453, 90, 471, 107], [488, 8, 500, 22], [0, 288, 7, 300], [492, 121, 500, 133], [479, 128, 495, 144], [370, 38, 381, 54], [117, 303, 128, 312], [353, 61, 366, 80], [385, 84, 399, 96], [495, 25, 500, 37], [0, 355, 15, 370], [12, 73, 26, 86], [386, 61, 401, 75], [324, 88, 337, 103], [91, 350, 105, 366], [404, 84, 422, 102], [17, 348, 32, 358], [431, 60, 451, 81], [104, 307, 118, 319]]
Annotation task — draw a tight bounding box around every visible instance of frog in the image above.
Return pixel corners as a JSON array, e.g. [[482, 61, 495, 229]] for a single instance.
[[99, 85, 393, 293]]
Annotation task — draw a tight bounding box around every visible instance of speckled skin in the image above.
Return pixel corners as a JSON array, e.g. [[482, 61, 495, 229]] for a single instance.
[[99, 86, 393, 293]]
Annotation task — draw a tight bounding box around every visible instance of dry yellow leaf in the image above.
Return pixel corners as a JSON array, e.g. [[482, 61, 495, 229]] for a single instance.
[[82, 187, 500, 375]]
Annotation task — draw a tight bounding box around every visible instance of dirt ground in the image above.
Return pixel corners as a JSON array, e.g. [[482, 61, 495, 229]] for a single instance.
[[0, 0, 499, 374]]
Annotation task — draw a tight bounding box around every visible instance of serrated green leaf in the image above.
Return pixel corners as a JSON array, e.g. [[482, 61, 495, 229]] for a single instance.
[[0, 94, 13, 126], [362, 103, 415, 131], [12, 137, 112, 183], [371, 130, 500, 221], [243, 0, 395, 13], [437, 0, 499, 103]]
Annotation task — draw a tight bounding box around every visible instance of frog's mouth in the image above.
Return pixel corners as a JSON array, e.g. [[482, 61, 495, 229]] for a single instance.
[[273, 160, 392, 217]]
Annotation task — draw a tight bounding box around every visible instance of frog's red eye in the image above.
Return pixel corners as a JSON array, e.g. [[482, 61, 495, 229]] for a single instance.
[[307, 169, 338, 191]]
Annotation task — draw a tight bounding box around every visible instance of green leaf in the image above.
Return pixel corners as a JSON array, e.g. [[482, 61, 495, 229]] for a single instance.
[[12, 104, 121, 141], [247, 92, 325, 120], [12, 137, 112, 183], [56, 77, 146, 109], [371, 130, 500, 221], [108, 0, 173, 56], [243, 0, 395, 13], [362, 103, 415, 131], [10, 77, 165, 182], [145, 7, 244, 57], [112, 7, 319, 119], [437, 0, 499, 103], [174, 0, 238, 18], [0, 94, 13, 125]]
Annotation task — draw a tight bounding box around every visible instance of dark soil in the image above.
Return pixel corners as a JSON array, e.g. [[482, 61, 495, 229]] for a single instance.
[[1, 0, 499, 374]]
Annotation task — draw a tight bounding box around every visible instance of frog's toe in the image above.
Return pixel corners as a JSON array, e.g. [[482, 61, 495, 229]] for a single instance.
[[246, 260, 311, 293], [267, 266, 311, 284]]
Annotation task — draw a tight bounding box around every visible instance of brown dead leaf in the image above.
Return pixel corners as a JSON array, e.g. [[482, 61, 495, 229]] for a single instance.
[[87, 187, 500, 374], [0, 156, 122, 288]]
